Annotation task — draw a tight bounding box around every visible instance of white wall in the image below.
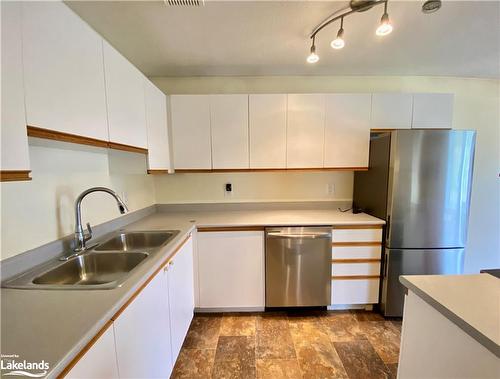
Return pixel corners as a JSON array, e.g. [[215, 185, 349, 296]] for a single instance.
[[0, 138, 156, 260], [151, 75, 500, 274]]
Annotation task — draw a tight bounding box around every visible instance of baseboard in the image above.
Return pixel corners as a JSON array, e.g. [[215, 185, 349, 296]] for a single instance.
[[327, 304, 374, 311]]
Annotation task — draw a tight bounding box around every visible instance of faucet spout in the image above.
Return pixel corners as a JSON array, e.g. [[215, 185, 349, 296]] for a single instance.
[[70, 187, 128, 256]]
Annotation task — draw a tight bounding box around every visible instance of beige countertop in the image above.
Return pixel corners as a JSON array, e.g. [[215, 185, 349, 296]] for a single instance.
[[400, 274, 500, 358], [1, 208, 383, 378]]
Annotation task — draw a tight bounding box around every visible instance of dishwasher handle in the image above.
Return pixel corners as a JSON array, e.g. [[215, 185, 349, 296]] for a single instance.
[[267, 232, 332, 239]]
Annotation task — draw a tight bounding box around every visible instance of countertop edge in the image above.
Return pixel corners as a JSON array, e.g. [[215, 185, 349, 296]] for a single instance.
[[399, 275, 500, 358]]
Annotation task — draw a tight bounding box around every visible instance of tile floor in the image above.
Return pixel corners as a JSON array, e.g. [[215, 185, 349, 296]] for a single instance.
[[172, 310, 402, 379]]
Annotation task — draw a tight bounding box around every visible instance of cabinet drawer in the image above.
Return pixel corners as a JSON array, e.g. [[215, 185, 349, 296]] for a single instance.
[[331, 278, 380, 305], [332, 245, 382, 259], [332, 228, 382, 243], [332, 262, 381, 277]]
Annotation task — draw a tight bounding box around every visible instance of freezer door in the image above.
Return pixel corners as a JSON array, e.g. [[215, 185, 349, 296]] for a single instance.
[[381, 248, 465, 317], [386, 130, 475, 249]]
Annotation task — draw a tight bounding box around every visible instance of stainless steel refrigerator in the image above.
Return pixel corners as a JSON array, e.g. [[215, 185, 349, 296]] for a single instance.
[[353, 129, 476, 317]]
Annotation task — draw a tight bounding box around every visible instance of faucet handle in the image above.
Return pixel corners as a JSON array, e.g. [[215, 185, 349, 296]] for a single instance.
[[84, 222, 93, 242]]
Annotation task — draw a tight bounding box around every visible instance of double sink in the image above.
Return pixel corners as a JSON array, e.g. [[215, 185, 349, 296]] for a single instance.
[[3, 230, 179, 290]]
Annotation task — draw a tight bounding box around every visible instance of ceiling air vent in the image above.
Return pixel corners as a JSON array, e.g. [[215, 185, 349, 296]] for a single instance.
[[164, 0, 205, 6]]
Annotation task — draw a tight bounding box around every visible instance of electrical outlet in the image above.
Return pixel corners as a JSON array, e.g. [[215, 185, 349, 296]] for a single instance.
[[224, 182, 233, 197], [326, 183, 335, 196]]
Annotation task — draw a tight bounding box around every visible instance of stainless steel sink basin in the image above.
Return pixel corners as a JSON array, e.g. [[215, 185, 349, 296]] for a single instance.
[[32, 252, 148, 286], [94, 231, 179, 252]]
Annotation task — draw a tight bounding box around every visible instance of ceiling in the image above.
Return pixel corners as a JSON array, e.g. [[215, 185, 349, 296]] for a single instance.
[[66, 0, 500, 78]]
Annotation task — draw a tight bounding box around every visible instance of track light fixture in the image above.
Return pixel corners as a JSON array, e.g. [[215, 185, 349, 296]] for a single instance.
[[307, 0, 397, 63], [376, 1, 393, 36], [307, 37, 319, 63], [331, 17, 345, 50]]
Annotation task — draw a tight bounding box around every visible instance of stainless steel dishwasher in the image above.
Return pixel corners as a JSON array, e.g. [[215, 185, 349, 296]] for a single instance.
[[265, 227, 332, 307]]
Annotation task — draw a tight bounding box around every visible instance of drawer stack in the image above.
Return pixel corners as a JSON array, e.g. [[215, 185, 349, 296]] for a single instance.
[[331, 225, 383, 305]]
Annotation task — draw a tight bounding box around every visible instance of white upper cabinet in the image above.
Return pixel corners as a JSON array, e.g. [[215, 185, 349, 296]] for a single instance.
[[210, 95, 249, 169], [144, 80, 172, 172], [287, 94, 326, 168], [1, 1, 30, 173], [412, 93, 454, 129], [167, 237, 195, 362], [324, 94, 372, 168], [103, 40, 148, 149], [371, 93, 413, 130], [249, 94, 287, 168], [66, 326, 119, 379], [114, 268, 173, 379], [170, 95, 212, 170], [22, 2, 108, 141]]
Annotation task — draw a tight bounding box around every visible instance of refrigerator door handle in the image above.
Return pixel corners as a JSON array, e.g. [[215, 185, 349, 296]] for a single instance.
[[386, 215, 391, 243]]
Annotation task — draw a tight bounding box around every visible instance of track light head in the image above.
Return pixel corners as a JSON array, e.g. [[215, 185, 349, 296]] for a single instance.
[[331, 17, 345, 50], [307, 43, 319, 63]]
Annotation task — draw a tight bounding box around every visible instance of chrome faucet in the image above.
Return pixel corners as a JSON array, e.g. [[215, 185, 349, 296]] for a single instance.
[[61, 187, 128, 260]]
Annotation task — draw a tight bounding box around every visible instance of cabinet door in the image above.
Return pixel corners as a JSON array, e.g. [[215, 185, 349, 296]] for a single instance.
[[22, 2, 108, 141], [210, 95, 249, 169], [412, 93, 454, 129], [249, 94, 287, 168], [103, 40, 148, 148], [167, 237, 195, 362], [66, 326, 119, 379], [371, 93, 412, 130], [1, 1, 30, 173], [114, 269, 173, 378], [144, 80, 172, 171], [170, 95, 212, 170], [287, 94, 325, 168], [324, 94, 371, 168], [197, 231, 265, 309]]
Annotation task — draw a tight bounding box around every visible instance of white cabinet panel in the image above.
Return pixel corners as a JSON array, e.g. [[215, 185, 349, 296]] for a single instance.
[[324, 94, 371, 168], [331, 279, 380, 305], [332, 228, 383, 243], [170, 95, 212, 169], [332, 262, 381, 276], [371, 93, 412, 130], [197, 231, 265, 309], [412, 93, 454, 129], [66, 326, 119, 379], [114, 269, 173, 378], [287, 94, 325, 168], [210, 95, 249, 169], [249, 94, 287, 168], [144, 80, 171, 171], [167, 237, 195, 362], [332, 246, 382, 260], [22, 2, 108, 140], [103, 40, 147, 148], [1, 1, 30, 172]]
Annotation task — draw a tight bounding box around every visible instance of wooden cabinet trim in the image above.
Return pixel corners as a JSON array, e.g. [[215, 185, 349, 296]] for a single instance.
[[147, 169, 169, 175], [332, 241, 382, 247], [175, 167, 368, 173], [332, 258, 381, 263], [108, 141, 148, 155], [332, 225, 383, 230], [332, 275, 380, 280], [27, 125, 148, 154], [197, 226, 265, 232], [57, 320, 114, 379], [27, 125, 109, 148], [0, 170, 32, 182]]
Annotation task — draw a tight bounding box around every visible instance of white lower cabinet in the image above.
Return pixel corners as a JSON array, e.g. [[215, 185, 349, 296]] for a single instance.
[[197, 231, 265, 309], [331, 279, 380, 305], [113, 268, 173, 379], [167, 237, 195, 361], [66, 326, 119, 379]]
